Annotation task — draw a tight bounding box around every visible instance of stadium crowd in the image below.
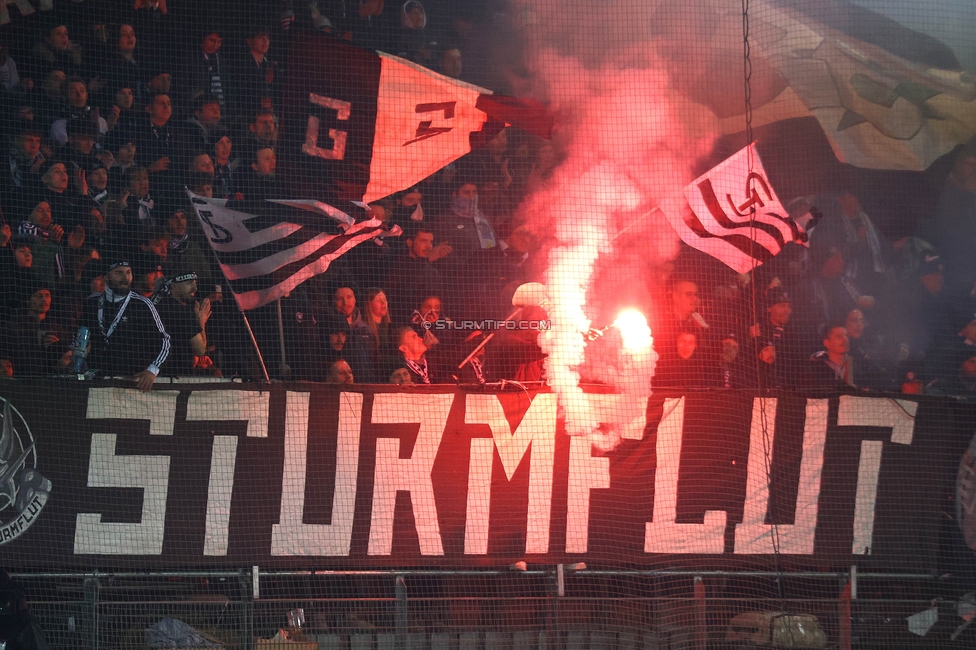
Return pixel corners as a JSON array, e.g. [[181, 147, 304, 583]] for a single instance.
[[2, 1, 976, 397]]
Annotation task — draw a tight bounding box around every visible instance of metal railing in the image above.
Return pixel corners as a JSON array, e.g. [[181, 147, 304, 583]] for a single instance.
[[9, 567, 969, 649]]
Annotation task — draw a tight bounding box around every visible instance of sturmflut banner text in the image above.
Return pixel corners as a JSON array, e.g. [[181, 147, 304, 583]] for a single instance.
[[1, 382, 972, 572]]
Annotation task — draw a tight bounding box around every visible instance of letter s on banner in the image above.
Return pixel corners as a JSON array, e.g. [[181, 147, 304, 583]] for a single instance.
[[303, 94, 351, 161], [74, 388, 179, 555], [74, 434, 171, 555]]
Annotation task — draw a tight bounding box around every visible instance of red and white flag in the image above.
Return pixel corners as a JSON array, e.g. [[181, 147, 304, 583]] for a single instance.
[[665, 144, 806, 273], [279, 31, 551, 204]]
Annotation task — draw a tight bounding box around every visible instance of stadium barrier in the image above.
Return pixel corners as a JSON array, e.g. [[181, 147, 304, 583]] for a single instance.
[[4, 382, 976, 647]]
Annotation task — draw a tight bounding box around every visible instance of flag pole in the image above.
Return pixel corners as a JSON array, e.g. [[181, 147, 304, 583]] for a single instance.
[[233, 291, 271, 382], [186, 189, 270, 381], [186, 191, 392, 382], [275, 298, 291, 379]]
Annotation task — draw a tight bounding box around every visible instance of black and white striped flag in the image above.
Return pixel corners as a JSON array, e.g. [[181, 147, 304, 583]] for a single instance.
[[188, 193, 389, 310], [663, 144, 807, 273]]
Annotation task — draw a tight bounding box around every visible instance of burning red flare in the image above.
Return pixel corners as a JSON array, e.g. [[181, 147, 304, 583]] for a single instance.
[[613, 309, 652, 352]]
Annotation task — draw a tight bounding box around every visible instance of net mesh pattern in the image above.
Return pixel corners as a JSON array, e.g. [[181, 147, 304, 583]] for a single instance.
[[1, 0, 976, 647]]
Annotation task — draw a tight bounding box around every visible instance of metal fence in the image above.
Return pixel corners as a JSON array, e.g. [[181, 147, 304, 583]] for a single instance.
[[11, 568, 974, 649]]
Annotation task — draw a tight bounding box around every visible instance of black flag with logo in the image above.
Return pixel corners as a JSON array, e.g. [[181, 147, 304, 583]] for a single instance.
[[279, 30, 551, 204]]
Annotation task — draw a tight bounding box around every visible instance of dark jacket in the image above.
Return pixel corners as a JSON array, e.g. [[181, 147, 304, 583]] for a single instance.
[[152, 296, 202, 376], [1, 312, 69, 377], [0, 570, 50, 650], [397, 351, 447, 384], [80, 288, 170, 376], [384, 254, 443, 323], [322, 310, 375, 382], [231, 54, 278, 117], [804, 351, 856, 391], [751, 319, 806, 389]]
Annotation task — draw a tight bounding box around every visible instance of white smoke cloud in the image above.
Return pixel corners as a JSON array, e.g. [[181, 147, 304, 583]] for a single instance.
[[513, 0, 718, 449]]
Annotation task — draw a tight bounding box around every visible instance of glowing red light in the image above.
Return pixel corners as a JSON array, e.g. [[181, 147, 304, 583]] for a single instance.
[[613, 309, 652, 351]]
